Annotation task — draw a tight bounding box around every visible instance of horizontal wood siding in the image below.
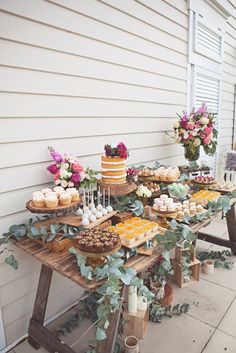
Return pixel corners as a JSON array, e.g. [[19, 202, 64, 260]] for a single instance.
[[218, 15, 236, 172], [0, 0, 188, 345]]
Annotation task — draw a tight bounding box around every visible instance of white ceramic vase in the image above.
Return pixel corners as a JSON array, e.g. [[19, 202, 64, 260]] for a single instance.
[[124, 336, 140, 353], [203, 260, 214, 275]]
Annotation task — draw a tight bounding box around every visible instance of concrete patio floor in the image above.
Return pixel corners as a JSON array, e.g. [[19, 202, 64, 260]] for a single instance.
[[8, 217, 236, 353]]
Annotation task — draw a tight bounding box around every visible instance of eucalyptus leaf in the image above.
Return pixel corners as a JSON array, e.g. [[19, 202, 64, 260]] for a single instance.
[[5, 255, 19, 270], [96, 327, 107, 341]]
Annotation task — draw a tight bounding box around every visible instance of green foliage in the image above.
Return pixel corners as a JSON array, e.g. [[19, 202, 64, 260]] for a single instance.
[[112, 194, 144, 216], [4, 255, 19, 270], [1, 218, 83, 270], [156, 220, 197, 252], [197, 250, 234, 270], [149, 302, 191, 322], [181, 253, 192, 282], [69, 248, 154, 345], [207, 195, 231, 214], [80, 168, 99, 189]]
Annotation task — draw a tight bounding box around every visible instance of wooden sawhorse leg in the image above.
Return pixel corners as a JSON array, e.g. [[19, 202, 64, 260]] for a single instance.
[[96, 285, 125, 353], [226, 204, 236, 255], [28, 264, 53, 349]]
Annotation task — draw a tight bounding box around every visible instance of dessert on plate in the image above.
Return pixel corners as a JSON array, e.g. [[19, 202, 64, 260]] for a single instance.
[[75, 228, 120, 253]]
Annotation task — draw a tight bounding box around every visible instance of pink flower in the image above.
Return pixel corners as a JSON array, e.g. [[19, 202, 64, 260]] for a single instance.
[[72, 163, 84, 173], [188, 133, 194, 140], [47, 163, 59, 174], [71, 173, 81, 184], [204, 127, 212, 135], [203, 136, 210, 145], [54, 171, 60, 181], [187, 123, 194, 130]]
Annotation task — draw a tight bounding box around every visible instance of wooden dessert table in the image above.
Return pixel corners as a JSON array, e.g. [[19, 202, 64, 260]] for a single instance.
[[14, 234, 161, 353], [13, 201, 236, 353]]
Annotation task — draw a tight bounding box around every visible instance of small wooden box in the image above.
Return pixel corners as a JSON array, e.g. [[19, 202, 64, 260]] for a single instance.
[[111, 212, 133, 225], [172, 258, 200, 288], [123, 308, 149, 339]]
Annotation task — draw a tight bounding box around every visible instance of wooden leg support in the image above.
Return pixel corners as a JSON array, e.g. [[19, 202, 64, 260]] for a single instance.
[[226, 205, 236, 255], [96, 285, 125, 353], [198, 204, 236, 255], [28, 264, 53, 349]]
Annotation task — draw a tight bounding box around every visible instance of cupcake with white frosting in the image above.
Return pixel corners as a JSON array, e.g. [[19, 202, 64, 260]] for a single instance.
[[60, 193, 72, 206], [45, 195, 58, 208]]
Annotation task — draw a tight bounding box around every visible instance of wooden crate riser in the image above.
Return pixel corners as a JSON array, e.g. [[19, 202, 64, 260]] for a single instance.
[[172, 259, 200, 288], [175, 246, 196, 264], [123, 308, 149, 339]]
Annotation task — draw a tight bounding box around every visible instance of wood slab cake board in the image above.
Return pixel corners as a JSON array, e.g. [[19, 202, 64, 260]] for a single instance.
[[26, 200, 81, 214], [58, 211, 117, 228], [98, 181, 137, 196]]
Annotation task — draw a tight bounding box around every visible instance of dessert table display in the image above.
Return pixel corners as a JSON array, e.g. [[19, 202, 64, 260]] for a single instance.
[[2, 141, 236, 353]]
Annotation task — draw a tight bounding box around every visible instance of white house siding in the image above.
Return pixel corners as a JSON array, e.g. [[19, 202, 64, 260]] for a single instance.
[[0, 0, 188, 346], [219, 14, 236, 171]]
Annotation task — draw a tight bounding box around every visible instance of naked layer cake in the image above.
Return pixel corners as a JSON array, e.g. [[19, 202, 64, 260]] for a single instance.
[[101, 142, 129, 184]]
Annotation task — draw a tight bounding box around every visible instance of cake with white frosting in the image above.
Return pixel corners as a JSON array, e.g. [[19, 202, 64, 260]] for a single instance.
[[101, 143, 129, 184]]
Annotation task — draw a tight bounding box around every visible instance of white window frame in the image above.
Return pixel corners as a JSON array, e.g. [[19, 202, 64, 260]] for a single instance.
[[188, 0, 227, 177], [193, 13, 224, 63]]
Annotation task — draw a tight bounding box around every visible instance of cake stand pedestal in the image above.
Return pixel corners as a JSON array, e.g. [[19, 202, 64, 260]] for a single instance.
[[98, 181, 137, 197], [72, 241, 121, 268], [152, 209, 177, 228]]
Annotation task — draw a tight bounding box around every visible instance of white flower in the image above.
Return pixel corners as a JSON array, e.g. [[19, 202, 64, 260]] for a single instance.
[[68, 181, 74, 187], [194, 138, 201, 147], [136, 185, 151, 198], [200, 117, 209, 125], [60, 169, 69, 179], [61, 180, 68, 188], [55, 179, 61, 185], [192, 130, 197, 136], [80, 171, 86, 181], [173, 121, 180, 129], [183, 132, 189, 139]]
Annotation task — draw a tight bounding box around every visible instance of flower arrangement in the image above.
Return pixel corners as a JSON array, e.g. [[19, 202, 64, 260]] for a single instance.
[[126, 167, 139, 183], [171, 103, 218, 159], [104, 142, 129, 159], [47, 147, 98, 188], [136, 185, 152, 198]]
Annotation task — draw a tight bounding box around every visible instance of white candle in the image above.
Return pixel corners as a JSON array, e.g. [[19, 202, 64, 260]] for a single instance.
[[128, 286, 137, 314]]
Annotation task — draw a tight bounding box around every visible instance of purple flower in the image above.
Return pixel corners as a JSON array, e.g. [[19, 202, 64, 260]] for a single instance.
[[47, 163, 59, 174], [180, 117, 188, 129], [71, 173, 81, 184], [50, 149, 63, 163], [196, 103, 207, 114]]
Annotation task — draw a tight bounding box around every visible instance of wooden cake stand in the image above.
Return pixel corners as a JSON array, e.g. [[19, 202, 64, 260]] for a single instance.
[[26, 200, 81, 215], [98, 181, 137, 197], [72, 240, 121, 267], [152, 208, 177, 228]]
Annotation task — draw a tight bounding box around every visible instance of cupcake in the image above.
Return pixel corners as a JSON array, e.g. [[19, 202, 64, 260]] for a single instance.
[[45, 195, 58, 208], [65, 187, 77, 195], [41, 188, 52, 195], [66, 189, 80, 202], [45, 191, 58, 198], [53, 186, 65, 196], [33, 195, 45, 208], [33, 191, 44, 198], [60, 193, 72, 206]]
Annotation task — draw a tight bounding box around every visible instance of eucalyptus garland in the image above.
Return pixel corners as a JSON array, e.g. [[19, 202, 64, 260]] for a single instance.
[[69, 247, 154, 345]]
